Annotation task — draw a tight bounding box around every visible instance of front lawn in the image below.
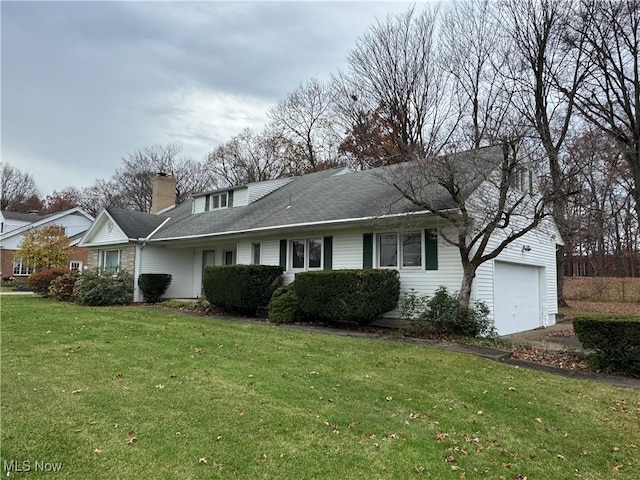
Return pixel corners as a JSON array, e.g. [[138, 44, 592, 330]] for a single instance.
[[1, 296, 638, 479]]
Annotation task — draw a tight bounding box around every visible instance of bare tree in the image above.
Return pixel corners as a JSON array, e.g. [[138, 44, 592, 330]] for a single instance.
[[206, 129, 298, 188], [499, 0, 589, 305], [334, 5, 459, 164], [390, 141, 554, 319], [112, 144, 212, 212], [441, 0, 513, 149], [570, 0, 640, 220], [1, 163, 40, 211], [267, 78, 342, 172], [77, 179, 127, 217]]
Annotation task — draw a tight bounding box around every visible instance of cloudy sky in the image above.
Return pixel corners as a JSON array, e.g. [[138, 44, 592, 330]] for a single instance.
[[1, 0, 418, 197]]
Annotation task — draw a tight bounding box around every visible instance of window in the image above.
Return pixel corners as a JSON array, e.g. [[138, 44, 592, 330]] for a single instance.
[[12, 258, 34, 276], [251, 243, 261, 265], [290, 238, 322, 270], [378, 231, 422, 269], [206, 192, 228, 211], [70, 260, 83, 271], [223, 250, 235, 265], [99, 250, 120, 273]]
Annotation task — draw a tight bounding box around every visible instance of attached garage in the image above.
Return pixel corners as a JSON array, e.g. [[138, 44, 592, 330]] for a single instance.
[[493, 261, 544, 335]]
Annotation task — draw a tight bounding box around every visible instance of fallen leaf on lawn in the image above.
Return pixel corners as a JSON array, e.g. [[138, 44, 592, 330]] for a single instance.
[[414, 466, 425, 473], [126, 436, 137, 444], [238, 410, 245, 416], [535, 417, 542, 423], [508, 387, 516, 391], [612, 463, 623, 472], [436, 432, 449, 441], [556, 454, 566, 460], [72, 389, 83, 394], [388, 434, 398, 440], [386, 396, 393, 401], [93, 448, 102, 455], [155, 384, 164, 390], [257, 453, 267, 462], [477, 410, 483, 415], [89, 421, 97, 425], [445, 455, 456, 463], [199, 457, 207, 464]]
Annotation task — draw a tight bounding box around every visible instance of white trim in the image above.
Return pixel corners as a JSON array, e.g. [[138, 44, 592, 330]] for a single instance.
[[0, 207, 94, 241]]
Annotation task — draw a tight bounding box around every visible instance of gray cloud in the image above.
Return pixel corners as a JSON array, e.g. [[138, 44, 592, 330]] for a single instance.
[[1, 1, 413, 196]]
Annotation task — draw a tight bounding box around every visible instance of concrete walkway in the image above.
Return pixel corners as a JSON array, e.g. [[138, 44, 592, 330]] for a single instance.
[[500, 319, 583, 352]]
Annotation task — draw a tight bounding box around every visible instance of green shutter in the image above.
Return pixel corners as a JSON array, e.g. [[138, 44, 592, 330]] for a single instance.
[[363, 233, 373, 269], [228, 190, 234, 208], [205, 195, 210, 212], [323, 236, 333, 270], [425, 229, 438, 270], [279, 240, 287, 270]]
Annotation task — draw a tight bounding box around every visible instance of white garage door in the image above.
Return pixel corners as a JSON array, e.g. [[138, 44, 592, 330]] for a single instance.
[[493, 262, 542, 335]]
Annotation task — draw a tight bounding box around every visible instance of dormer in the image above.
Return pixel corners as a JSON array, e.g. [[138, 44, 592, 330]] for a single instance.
[[192, 177, 295, 214]]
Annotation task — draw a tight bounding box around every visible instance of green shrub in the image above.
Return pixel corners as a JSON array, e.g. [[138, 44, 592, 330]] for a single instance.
[[268, 285, 300, 324], [27, 268, 69, 296], [49, 271, 81, 302], [138, 273, 172, 303], [203, 265, 283, 315], [73, 268, 134, 306], [403, 286, 495, 338], [294, 269, 400, 325], [398, 289, 431, 323], [573, 316, 640, 375]]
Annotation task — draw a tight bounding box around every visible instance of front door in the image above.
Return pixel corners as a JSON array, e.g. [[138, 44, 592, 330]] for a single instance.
[[202, 250, 215, 293]]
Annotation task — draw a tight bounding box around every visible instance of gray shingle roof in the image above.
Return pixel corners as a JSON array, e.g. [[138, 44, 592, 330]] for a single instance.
[[147, 145, 503, 242], [106, 208, 170, 239]]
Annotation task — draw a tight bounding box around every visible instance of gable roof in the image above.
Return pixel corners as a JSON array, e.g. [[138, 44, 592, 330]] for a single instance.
[[106, 208, 170, 239], [1, 211, 54, 223], [0, 207, 94, 241]]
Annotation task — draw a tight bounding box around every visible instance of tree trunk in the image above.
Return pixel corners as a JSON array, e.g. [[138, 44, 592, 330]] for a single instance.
[[457, 263, 476, 322]]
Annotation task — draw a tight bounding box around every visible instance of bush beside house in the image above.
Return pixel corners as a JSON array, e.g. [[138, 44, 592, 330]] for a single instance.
[[73, 268, 134, 306], [203, 265, 283, 314], [268, 285, 300, 324], [28, 268, 70, 296], [138, 273, 173, 303], [293, 269, 400, 325]]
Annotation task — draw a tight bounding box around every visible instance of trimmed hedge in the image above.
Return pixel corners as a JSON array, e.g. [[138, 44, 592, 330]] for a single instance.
[[294, 269, 400, 325], [203, 265, 283, 314], [268, 285, 300, 324], [573, 316, 640, 375], [28, 268, 70, 296], [138, 273, 172, 303]]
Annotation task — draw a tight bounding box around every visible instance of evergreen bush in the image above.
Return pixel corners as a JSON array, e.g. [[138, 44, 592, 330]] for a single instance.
[[574, 316, 640, 375], [294, 269, 400, 325], [138, 273, 172, 303], [203, 265, 283, 314], [268, 285, 300, 324]]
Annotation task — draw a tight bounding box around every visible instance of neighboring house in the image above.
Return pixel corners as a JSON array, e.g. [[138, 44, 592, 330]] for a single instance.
[[0, 207, 95, 278], [80, 146, 561, 335]]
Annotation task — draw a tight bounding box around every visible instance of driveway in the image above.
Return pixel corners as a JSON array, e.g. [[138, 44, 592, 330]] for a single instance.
[[500, 319, 584, 352]]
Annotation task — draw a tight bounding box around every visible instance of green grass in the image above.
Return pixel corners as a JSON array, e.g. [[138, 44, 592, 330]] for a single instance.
[[2, 295, 639, 479]]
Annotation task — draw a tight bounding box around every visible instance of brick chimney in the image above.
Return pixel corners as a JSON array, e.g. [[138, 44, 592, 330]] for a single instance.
[[151, 173, 177, 214]]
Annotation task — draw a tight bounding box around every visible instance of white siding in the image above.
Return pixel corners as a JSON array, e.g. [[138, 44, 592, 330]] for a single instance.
[[137, 246, 195, 300], [91, 220, 129, 245], [332, 231, 363, 269], [193, 196, 206, 213], [233, 188, 249, 207]]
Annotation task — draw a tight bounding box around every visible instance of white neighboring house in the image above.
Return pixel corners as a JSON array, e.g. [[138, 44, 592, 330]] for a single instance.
[[80, 145, 561, 335], [0, 207, 95, 277]]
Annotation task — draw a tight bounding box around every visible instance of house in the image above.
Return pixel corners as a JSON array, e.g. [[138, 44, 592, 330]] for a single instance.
[[0, 207, 94, 278], [80, 145, 561, 335]]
